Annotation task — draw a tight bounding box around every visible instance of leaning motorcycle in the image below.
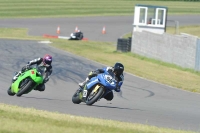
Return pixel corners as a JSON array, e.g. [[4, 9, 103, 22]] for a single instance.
[[7, 66, 45, 97], [69, 32, 83, 40], [72, 71, 120, 105]]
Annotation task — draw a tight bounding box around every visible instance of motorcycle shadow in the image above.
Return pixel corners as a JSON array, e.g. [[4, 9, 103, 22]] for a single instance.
[[21, 96, 68, 102], [86, 104, 141, 111]]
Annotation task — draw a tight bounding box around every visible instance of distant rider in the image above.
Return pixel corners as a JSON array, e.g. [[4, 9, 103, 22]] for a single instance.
[[12, 54, 53, 91], [75, 30, 83, 40], [79, 62, 124, 101]]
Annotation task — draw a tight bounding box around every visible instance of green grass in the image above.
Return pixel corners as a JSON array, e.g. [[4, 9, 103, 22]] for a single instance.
[[123, 25, 200, 38], [0, 103, 196, 133], [167, 25, 200, 37], [0, 0, 199, 18]]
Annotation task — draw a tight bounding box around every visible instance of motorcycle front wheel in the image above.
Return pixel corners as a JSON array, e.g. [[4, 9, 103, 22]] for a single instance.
[[16, 79, 33, 97], [85, 87, 104, 105], [72, 88, 82, 104], [7, 87, 15, 96]]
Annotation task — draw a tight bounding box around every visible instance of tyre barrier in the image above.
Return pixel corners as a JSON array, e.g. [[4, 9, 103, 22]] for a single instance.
[[117, 37, 132, 52]]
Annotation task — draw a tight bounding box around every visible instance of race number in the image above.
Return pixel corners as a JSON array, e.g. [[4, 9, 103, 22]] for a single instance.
[[83, 90, 87, 97]]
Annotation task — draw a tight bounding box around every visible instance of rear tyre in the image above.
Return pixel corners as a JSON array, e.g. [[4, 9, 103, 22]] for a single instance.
[[7, 87, 15, 96], [72, 89, 82, 104], [16, 79, 33, 97], [86, 87, 104, 105]]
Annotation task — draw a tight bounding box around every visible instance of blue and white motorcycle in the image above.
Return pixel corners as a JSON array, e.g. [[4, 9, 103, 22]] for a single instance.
[[72, 71, 122, 105]]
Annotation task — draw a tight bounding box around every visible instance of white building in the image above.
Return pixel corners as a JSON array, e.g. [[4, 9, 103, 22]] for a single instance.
[[133, 4, 168, 34]]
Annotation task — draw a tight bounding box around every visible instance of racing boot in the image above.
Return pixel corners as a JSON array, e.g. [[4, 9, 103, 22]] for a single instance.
[[78, 77, 89, 89], [34, 84, 45, 91]]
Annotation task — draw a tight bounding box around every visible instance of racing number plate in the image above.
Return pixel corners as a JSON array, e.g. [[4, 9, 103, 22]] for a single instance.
[[83, 90, 87, 97]]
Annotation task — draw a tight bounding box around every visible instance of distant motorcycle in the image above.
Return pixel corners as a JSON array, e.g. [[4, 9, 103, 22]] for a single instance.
[[69, 31, 83, 40], [72, 70, 121, 105]]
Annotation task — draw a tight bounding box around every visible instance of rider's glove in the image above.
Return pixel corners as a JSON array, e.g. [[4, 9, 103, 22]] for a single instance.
[[92, 71, 99, 76], [21, 65, 30, 72], [26, 64, 30, 69]]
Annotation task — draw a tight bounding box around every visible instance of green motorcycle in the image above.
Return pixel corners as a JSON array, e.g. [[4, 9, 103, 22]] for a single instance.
[[7, 66, 45, 97]]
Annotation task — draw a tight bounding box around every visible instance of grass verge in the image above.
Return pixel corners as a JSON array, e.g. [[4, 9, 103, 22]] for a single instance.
[[0, 103, 196, 133], [123, 25, 200, 38]]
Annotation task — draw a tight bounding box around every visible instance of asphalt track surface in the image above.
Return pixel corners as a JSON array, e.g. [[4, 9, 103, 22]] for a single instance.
[[0, 15, 200, 132]]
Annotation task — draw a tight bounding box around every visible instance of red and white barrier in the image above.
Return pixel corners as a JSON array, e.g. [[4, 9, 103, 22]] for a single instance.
[[43, 34, 88, 41], [43, 34, 69, 39]]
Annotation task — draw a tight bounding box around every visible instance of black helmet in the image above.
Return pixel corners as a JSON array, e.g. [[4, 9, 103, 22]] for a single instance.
[[113, 62, 124, 76]]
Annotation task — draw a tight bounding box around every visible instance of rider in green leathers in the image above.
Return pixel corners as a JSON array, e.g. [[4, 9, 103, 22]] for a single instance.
[[12, 54, 53, 91]]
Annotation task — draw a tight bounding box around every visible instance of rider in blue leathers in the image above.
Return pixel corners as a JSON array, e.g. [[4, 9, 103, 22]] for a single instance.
[[79, 62, 124, 101]]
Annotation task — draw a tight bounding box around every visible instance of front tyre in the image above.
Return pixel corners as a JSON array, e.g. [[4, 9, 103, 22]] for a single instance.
[[16, 79, 33, 97], [7, 87, 15, 96], [72, 89, 82, 104], [86, 87, 104, 106]]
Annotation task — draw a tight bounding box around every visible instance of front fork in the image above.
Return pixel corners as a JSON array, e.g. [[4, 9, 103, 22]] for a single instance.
[[81, 84, 105, 102]]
